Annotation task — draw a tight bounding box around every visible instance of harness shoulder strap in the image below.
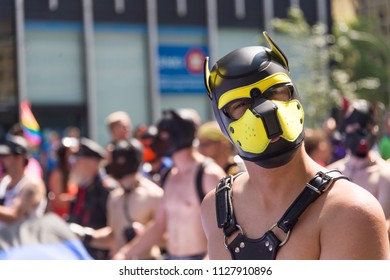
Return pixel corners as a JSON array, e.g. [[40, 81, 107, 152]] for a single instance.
[[276, 169, 349, 233], [123, 192, 133, 223], [215, 169, 348, 238], [215, 172, 244, 236], [195, 158, 214, 203], [160, 166, 173, 189]]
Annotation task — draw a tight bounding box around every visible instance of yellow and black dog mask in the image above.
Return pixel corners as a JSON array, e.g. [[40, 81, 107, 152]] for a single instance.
[[204, 32, 304, 168]]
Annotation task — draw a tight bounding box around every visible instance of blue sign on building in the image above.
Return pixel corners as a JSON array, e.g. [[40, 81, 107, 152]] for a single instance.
[[158, 45, 208, 94]]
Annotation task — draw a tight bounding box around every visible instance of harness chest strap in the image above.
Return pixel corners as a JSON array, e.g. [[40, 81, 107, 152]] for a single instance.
[[215, 170, 349, 240], [161, 159, 212, 203], [276, 169, 349, 234]]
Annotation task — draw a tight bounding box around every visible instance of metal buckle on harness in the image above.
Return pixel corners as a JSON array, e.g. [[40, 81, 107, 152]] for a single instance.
[[316, 171, 334, 193], [215, 175, 233, 194], [306, 171, 334, 195], [224, 224, 244, 249], [269, 223, 291, 247]]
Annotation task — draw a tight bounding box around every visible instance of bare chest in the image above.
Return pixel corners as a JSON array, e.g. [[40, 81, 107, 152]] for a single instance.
[[164, 172, 202, 217], [110, 192, 153, 225]]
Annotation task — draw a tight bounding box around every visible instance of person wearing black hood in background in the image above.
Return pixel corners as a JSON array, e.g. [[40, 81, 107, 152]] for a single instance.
[[113, 108, 226, 260], [67, 137, 118, 259], [200, 32, 388, 260], [72, 138, 163, 259], [327, 99, 390, 240]]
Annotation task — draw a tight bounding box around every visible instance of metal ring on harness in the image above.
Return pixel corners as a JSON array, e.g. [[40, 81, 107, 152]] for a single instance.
[[224, 224, 244, 249], [269, 223, 291, 247]]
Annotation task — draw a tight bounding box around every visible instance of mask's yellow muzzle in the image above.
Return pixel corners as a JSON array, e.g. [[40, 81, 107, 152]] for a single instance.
[[228, 100, 304, 153]]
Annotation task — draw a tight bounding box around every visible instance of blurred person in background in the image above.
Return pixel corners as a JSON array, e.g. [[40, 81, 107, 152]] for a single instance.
[[75, 138, 164, 259], [8, 123, 44, 179], [67, 137, 118, 259], [0, 162, 4, 180], [104, 111, 132, 165], [47, 137, 79, 219], [63, 126, 81, 139], [304, 128, 332, 167], [326, 98, 352, 163], [197, 120, 245, 175], [113, 109, 226, 260], [135, 124, 173, 188], [0, 135, 47, 229], [327, 99, 390, 239], [40, 130, 60, 180]]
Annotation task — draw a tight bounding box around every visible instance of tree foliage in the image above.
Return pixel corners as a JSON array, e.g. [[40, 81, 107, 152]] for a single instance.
[[269, 7, 390, 128]]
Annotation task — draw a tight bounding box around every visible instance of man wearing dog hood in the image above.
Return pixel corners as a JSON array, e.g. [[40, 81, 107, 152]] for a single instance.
[[201, 32, 389, 260], [328, 99, 390, 239]]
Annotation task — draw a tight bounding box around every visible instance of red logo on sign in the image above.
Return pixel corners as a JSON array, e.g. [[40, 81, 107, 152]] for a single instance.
[[185, 48, 205, 74]]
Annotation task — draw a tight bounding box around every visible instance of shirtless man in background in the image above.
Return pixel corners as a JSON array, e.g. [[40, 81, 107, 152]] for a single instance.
[[74, 138, 164, 259], [113, 109, 226, 260]]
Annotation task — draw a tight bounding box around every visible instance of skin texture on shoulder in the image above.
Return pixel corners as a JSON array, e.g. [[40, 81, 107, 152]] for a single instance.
[[317, 178, 389, 259], [327, 151, 390, 244]]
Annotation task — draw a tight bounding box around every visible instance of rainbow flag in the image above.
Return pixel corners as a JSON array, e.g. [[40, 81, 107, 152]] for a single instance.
[[20, 101, 42, 146]]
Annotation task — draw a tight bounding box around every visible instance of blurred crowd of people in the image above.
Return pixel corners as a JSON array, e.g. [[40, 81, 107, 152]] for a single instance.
[[1, 96, 390, 259], [0, 108, 244, 259]]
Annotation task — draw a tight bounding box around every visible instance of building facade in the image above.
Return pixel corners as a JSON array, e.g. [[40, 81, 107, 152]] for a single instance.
[[0, 0, 332, 146], [356, 0, 390, 41]]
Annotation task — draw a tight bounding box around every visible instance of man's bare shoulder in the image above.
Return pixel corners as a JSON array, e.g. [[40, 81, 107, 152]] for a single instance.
[[375, 157, 390, 180], [319, 178, 389, 259], [200, 184, 234, 259], [200, 187, 217, 237], [326, 158, 346, 171], [23, 175, 45, 193], [139, 177, 164, 197], [324, 178, 385, 218], [109, 187, 124, 200], [202, 161, 227, 193], [201, 185, 216, 214]]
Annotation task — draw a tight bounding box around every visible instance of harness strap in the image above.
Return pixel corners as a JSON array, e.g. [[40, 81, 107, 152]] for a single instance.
[[215, 169, 348, 238], [215, 172, 244, 236], [160, 166, 173, 188], [195, 158, 214, 203], [276, 169, 348, 233], [162, 159, 212, 203]]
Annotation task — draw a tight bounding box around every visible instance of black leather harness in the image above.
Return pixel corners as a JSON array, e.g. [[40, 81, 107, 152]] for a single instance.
[[215, 170, 349, 260]]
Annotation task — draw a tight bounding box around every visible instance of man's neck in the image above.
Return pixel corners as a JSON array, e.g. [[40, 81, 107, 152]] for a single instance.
[[346, 151, 376, 169], [172, 147, 201, 171], [244, 147, 321, 198], [121, 173, 141, 192]]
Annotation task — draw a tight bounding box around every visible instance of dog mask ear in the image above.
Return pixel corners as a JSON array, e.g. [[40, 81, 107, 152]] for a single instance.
[[263, 31, 289, 71]]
